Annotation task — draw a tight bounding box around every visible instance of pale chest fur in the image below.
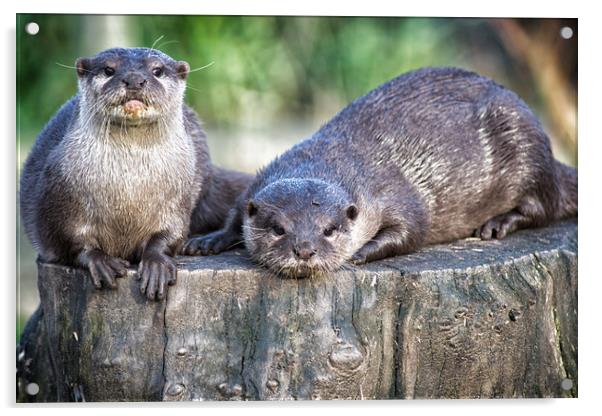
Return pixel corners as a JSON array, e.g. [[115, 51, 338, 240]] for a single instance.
[[58, 124, 199, 257]]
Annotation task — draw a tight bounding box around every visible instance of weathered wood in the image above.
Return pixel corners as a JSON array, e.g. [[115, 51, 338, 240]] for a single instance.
[[17, 306, 56, 402], [17, 220, 577, 401]]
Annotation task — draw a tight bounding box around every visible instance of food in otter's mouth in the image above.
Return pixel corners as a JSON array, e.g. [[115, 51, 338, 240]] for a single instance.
[[123, 99, 145, 116], [183, 66, 577, 279]]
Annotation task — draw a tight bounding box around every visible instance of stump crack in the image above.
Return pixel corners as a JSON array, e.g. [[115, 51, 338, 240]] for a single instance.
[[532, 252, 573, 397], [160, 287, 169, 400]]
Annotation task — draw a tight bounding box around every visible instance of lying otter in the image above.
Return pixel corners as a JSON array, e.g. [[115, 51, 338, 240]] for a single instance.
[[182, 67, 577, 278]]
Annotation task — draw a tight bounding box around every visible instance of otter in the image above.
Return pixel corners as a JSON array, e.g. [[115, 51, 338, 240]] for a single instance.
[[182, 67, 577, 278], [20, 47, 252, 299]]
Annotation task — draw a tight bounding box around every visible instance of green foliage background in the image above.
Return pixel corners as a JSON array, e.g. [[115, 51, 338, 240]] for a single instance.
[[18, 15, 563, 144], [16, 15, 577, 339]]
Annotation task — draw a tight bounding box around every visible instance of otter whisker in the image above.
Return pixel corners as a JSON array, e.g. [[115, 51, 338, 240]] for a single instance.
[[156, 40, 180, 50], [55, 62, 93, 73], [148, 35, 166, 53], [181, 61, 215, 76], [224, 240, 245, 251], [242, 225, 265, 232], [184, 84, 204, 95]]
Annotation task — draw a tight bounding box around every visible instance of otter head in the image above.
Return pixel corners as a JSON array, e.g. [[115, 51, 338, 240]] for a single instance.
[[243, 178, 359, 278], [75, 47, 190, 125]]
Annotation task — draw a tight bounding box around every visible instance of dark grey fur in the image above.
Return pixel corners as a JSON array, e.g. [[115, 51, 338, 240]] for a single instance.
[[183, 67, 577, 278], [20, 47, 252, 299]]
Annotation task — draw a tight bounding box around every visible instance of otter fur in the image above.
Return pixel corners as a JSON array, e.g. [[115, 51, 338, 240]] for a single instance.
[[183, 67, 577, 278], [20, 47, 252, 298]]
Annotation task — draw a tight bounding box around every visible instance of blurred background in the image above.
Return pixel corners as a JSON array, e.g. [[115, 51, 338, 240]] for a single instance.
[[16, 15, 577, 340]]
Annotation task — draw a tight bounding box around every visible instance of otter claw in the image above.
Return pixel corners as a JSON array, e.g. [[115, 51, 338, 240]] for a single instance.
[[86, 252, 129, 289], [138, 254, 176, 301], [182, 230, 241, 256], [477, 211, 524, 240], [181, 236, 204, 256], [349, 253, 368, 265]]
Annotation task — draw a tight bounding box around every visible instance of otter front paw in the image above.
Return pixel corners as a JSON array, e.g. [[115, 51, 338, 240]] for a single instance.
[[349, 251, 369, 265], [85, 251, 130, 289], [182, 229, 242, 256], [476, 210, 524, 240], [137, 253, 177, 301]]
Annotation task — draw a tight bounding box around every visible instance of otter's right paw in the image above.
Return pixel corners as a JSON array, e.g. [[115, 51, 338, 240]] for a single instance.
[[137, 253, 177, 301], [475, 210, 524, 240], [85, 251, 130, 289], [349, 251, 369, 265], [182, 230, 242, 256]]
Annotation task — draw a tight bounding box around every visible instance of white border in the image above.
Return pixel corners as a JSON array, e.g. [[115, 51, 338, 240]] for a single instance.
[[2, 0, 600, 414], [8, 0, 581, 18]]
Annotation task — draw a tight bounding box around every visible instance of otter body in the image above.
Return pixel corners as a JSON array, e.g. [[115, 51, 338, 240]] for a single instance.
[[184, 67, 577, 278], [20, 48, 252, 299]]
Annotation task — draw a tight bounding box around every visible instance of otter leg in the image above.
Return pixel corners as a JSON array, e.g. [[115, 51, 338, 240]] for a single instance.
[[477, 197, 549, 240], [138, 232, 178, 301], [77, 249, 130, 289], [350, 225, 419, 265], [182, 207, 244, 256], [476, 210, 526, 240], [351, 192, 429, 264], [182, 228, 243, 256]]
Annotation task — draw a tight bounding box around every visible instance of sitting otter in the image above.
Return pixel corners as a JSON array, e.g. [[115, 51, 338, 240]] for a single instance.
[[20, 47, 252, 299]]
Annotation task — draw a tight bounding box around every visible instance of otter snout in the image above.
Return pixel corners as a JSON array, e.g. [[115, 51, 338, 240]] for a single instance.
[[292, 241, 317, 260], [121, 72, 148, 90]]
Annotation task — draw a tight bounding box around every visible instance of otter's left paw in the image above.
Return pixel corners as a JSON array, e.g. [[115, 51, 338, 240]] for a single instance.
[[137, 253, 177, 301], [182, 229, 242, 256], [349, 251, 369, 265]]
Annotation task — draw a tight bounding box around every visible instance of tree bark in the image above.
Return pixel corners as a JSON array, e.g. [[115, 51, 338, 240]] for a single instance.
[[17, 220, 577, 401]]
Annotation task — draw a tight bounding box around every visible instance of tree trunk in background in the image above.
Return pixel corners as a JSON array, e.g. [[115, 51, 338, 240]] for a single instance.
[[82, 15, 135, 53], [490, 19, 577, 165], [17, 220, 577, 401]]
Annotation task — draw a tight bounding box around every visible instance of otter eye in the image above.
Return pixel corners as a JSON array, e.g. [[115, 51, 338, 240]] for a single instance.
[[104, 67, 115, 77], [323, 225, 337, 237], [272, 225, 286, 236], [152, 67, 164, 77]]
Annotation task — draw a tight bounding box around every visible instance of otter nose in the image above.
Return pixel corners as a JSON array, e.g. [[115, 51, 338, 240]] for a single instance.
[[122, 73, 147, 90], [293, 241, 317, 260]]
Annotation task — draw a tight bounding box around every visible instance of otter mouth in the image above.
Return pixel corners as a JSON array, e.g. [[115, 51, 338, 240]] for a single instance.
[[275, 263, 324, 279], [108, 96, 159, 123], [120, 97, 147, 116]]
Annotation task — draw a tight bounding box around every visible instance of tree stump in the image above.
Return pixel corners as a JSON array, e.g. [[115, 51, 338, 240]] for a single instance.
[[17, 220, 577, 402]]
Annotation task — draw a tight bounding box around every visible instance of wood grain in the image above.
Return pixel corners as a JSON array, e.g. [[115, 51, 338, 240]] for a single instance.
[[17, 220, 577, 401]]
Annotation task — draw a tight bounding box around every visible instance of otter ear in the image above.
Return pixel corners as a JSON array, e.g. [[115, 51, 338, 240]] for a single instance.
[[346, 204, 358, 221], [75, 58, 91, 78], [175, 61, 190, 80], [247, 200, 258, 217]]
